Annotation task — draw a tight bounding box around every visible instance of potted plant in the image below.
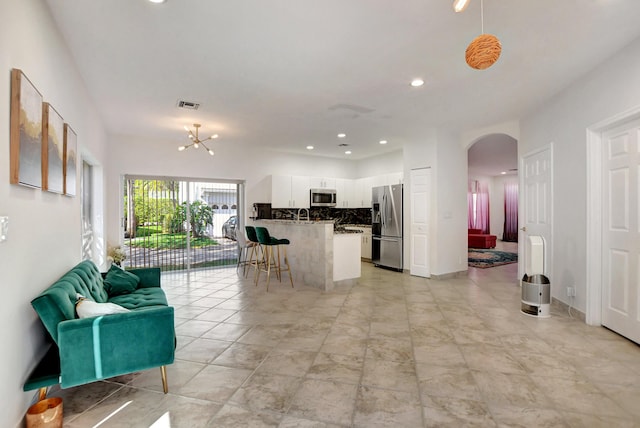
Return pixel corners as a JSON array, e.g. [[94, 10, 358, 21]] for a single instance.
[[107, 245, 126, 267]]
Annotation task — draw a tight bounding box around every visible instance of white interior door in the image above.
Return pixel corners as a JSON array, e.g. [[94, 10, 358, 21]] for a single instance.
[[601, 120, 640, 343], [521, 146, 553, 277], [410, 168, 430, 277]]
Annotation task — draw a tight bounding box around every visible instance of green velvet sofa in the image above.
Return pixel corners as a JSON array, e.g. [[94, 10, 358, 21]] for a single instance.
[[24, 260, 175, 396]]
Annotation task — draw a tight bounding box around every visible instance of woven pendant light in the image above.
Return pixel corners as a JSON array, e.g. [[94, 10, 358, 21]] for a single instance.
[[464, 0, 501, 70], [466, 34, 501, 69]]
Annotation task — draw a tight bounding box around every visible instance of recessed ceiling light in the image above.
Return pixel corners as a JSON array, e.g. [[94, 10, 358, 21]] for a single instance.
[[306, 145, 314, 150], [345, 150, 352, 155], [337, 133, 346, 138], [148, 0, 166, 3], [379, 140, 388, 145], [410, 79, 424, 87], [501, 171, 507, 175]]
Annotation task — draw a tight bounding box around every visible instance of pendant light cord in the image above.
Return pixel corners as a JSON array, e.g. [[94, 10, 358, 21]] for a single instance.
[[481, 0, 484, 34]]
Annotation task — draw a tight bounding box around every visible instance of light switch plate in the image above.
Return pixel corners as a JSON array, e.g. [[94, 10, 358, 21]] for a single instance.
[[0, 216, 8, 242]]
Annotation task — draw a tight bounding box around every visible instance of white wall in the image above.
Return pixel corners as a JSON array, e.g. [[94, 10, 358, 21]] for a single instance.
[[0, 0, 108, 426], [520, 35, 640, 312], [356, 149, 403, 178], [105, 135, 356, 245], [434, 130, 468, 275]]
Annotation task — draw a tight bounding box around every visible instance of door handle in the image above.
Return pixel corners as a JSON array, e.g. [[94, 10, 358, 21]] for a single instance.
[[520, 226, 527, 232]]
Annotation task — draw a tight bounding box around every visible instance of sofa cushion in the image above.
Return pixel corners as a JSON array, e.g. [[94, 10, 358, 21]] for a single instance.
[[103, 264, 140, 296], [108, 287, 168, 310]]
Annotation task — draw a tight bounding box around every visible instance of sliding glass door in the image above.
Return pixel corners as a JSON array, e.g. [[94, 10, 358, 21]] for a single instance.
[[122, 176, 241, 272]]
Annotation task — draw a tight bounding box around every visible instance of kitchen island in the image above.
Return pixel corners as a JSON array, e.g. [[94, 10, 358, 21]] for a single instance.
[[249, 220, 361, 291]]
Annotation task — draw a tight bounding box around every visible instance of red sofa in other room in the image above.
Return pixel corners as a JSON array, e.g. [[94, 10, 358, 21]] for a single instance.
[[468, 228, 497, 249]]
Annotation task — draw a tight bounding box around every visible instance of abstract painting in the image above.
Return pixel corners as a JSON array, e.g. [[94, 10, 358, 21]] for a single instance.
[[42, 103, 64, 194], [63, 124, 77, 196], [10, 69, 43, 188]]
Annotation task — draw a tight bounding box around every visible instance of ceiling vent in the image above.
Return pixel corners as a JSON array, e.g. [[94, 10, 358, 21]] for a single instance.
[[176, 100, 200, 110]]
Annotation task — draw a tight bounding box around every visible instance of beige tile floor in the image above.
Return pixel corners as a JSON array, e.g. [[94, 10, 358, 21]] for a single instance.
[[50, 249, 640, 427]]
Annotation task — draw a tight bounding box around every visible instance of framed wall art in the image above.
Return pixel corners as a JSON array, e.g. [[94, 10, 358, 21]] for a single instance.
[[10, 69, 43, 188], [42, 103, 64, 194], [63, 124, 77, 196]]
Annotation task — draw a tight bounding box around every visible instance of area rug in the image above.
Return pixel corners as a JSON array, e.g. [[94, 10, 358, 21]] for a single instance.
[[468, 249, 518, 269]]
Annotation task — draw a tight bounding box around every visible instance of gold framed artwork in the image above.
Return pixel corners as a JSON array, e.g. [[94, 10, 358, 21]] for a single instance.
[[10, 69, 43, 188], [42, 103, 65, 194], [63, 124, 77, 197]]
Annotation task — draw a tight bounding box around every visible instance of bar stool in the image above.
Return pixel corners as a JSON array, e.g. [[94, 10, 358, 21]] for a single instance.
[[254, 226, 294, 291], [235, 228, 256, 277], [244, 226, 262, 281]]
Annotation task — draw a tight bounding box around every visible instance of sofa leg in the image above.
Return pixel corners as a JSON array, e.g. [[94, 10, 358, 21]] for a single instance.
[[160, 366, 168, 394], [38, 387, 47, 401]]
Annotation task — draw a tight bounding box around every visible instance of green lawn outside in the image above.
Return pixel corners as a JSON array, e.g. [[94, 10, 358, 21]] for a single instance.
[[128, 232, 219, 249]]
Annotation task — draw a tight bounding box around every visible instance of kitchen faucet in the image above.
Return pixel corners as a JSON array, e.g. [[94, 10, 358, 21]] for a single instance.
[[297, 208, 310, 222]]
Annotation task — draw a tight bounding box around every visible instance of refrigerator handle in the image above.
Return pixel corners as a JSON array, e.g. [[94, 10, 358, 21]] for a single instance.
[[382, 193, 386, 228]]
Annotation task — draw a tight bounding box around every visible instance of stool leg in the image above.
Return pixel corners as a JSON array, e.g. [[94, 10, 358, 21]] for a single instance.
[[275, 245, 282, 281], [283, 245, 294, 287], [254, 244, 263, 285], [246, 244, 257, 279], [265, 246, 273, 291]]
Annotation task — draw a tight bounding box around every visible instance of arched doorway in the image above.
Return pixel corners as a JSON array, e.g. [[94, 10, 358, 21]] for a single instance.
[[467, 133, 519, 268]]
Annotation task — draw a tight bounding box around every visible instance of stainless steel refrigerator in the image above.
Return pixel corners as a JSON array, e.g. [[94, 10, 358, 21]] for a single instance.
[[371, 184, 403, 271]]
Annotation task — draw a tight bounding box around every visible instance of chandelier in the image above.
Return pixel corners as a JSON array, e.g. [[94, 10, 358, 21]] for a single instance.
[[178, 123, 218, 156]]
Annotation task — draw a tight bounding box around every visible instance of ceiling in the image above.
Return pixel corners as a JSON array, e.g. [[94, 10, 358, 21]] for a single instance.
[[44, 0, 640, 160], [468, 134, 517, 177]]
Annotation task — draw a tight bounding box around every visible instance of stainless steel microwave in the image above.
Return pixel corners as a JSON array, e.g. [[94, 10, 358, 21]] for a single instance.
[[310, 188, 337, 207]]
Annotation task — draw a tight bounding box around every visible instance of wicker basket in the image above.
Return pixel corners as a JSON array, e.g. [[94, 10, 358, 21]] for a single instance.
[[465, 34, 501, 70]]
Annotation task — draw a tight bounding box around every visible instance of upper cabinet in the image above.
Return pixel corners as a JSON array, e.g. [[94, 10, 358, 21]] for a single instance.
[[373, 172, 403, 187], [354, 177, 374, 208], [309, 176, 336, 189], [268, 173, 401, 209], [270, 175, 310, 208], [335, 178, 354, 208]]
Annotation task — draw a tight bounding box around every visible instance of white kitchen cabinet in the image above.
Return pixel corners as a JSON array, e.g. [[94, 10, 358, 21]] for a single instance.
[[335, 178, 354, 208], [333, 233, 362, 281], [361, 229, 372, 260], [354, 177, 373, 208], [345, 227, 373, 259], [373, 172, 403, 187], [270, 175, 310, 208], [291, 176, 310, 208], [309, 176, 336, 189]]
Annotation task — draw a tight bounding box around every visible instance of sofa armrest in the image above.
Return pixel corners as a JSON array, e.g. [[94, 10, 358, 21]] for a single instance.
[[127, 267, 161, 289], [57, 306, 175, 388]]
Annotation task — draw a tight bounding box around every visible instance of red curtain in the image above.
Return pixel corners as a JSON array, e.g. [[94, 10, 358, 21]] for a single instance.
[[503, 181, 518, 242]]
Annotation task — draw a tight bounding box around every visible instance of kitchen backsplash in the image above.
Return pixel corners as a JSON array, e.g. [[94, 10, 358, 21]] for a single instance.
[[272, 207, 371, 225]]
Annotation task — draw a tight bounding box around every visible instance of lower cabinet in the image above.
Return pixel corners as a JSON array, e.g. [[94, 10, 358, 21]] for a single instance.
[[345, 227, 372, 260]]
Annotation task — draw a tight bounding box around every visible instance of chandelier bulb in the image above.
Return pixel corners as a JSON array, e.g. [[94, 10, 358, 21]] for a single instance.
[[194, 143, 199, 149], [178, 146, 186, 151], [183, 125, 190, 132], [208, 149, 215, 156], [211, 134, 219, 139]]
